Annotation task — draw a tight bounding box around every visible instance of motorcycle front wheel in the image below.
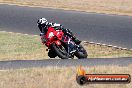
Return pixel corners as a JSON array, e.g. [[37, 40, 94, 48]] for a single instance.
[[48, 49, 57, 58]]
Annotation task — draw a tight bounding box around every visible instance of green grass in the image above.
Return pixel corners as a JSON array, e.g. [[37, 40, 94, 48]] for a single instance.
[[0, 31, 132, 60], [84, 43, 132, 58], [0, 31, 48, 60]]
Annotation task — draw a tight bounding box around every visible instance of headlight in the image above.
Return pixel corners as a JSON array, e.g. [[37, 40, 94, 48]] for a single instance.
[[48, 32, 54, 38]]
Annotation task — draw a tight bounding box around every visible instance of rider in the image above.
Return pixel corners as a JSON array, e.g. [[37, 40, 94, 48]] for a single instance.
[[37, 18, 81, 45]]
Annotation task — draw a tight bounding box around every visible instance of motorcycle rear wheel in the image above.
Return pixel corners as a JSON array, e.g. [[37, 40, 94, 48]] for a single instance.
[[51, 43, 69, 59], [75, 45, 88, 59]]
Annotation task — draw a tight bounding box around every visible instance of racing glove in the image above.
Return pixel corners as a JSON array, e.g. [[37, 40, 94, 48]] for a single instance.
[[40, 33, 47, 43]]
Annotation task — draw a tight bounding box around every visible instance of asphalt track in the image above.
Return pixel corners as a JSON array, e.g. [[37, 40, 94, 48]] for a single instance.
[[0, 4, 132, 69], [0, 58, 132, 69], [0, 4, 132, 49]]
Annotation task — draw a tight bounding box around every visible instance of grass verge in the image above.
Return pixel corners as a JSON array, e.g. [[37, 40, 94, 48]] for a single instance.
[[0, 0, 132, 16], [0, 65, 131, 88], [0, 31, 132, 60]]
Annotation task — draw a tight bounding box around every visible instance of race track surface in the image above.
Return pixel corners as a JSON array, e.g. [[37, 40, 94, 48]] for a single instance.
[[0, 4, 132, 69], [0, 58, 132, 69], [0, 4, 132, 49]]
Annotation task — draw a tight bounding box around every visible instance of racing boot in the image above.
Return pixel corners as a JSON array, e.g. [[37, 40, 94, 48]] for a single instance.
[[66, 29, 81, 44], [74, 38, 81, 45], [72, 36, 81, 45], [62, 28, 82, 44], [68, 42, 77, 58]]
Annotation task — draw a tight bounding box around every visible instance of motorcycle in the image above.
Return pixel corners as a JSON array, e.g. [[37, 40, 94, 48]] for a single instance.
[[40, 27, 88, 59]]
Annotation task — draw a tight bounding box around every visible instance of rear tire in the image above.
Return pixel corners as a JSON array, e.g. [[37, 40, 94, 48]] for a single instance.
[[75, 45, 88, 59], [51, 43, 69, 59]]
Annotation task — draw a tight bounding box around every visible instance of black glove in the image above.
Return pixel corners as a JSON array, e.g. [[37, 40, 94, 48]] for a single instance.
[[40, 33, 47, 43]]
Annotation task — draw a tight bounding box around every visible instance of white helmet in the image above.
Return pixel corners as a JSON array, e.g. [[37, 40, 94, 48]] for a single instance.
[[37, 18, 48, 25]]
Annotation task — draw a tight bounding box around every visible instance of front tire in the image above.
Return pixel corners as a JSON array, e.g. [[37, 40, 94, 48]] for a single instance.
[[51, 43, 69, 59], [48, 50, 57, 58]]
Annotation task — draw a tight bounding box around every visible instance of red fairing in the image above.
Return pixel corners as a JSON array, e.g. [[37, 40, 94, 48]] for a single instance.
[[43, 27, 64, 47]]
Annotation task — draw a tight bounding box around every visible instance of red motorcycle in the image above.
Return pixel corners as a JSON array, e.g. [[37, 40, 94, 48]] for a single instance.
[[41, 27, 88, 59]]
